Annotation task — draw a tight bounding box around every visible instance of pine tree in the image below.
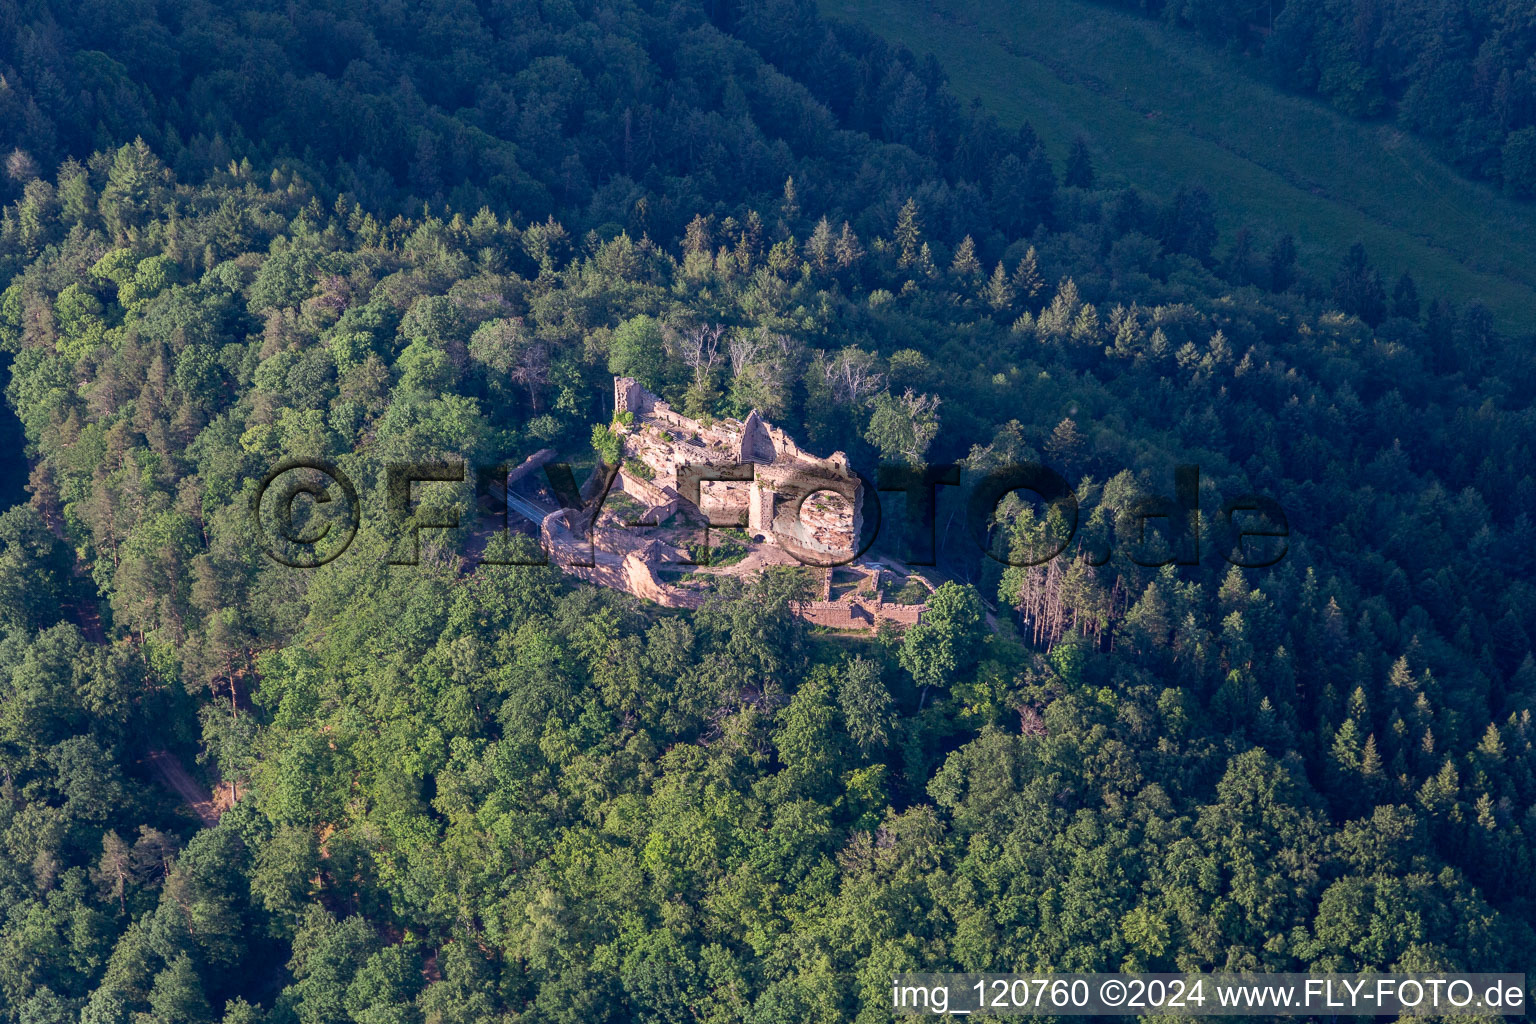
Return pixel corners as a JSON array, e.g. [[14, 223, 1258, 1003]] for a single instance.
[[1348, 685, 1369, 723], [1331, 718, 1363, 773], [1417, 759, 1461, 819], [683, 214, 711, 256], [1125, 580, 1172, 650], [1012, 246, 1044, 300], [990, 153, 1032, 235], [1163, 186, 1217, 263], [1474, 791, 1497, 829], [1204, 330, 1228, 366], [834, 221, 864, 270], [1223, 227, 1256, 285], [100, 138, 170, 240], [1512, 654, 1536, 706], [1332, 242, 1387, 325], [1267, 233, 1298, 292], [1110, 307, 1141, 358], [915, 241, 938, 278], [1491, 609, 1530, 675], [6, 148, 39, 183], [804, 216, 834, 272], [735, 209, 764, 271], [1218, 564, 1251, 616], [1361, 733, 1385, 782], [1064, 135, 1095, 189], [1016, 120, 1041, 157], [985, 262, 1015, 310], [781, 175, 800, 224], [950, 235, 982, 279], [1071, 302, 1100, 343], [1476, 722, 1506, 761], [895, 197, 922, 266], [94, 831, 136, 911], [1426, 297, 1457, 372], [1038, 277, 1081, 338], [1044, 417, 1086, 468], [1023, 147, 1058, 230], [1254, 696, 1286, 749], [1392, 271, 1420, 319], [148, 955, 214, 1024]]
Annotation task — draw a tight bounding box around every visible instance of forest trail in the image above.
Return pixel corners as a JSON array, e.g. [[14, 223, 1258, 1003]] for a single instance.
[[142, 750, 222, 828], [69, 599, 105, 645], [62, 551, 225, 827]]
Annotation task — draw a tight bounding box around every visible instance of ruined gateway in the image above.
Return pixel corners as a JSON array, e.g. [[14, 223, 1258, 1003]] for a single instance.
[[611, 376, 863, 562]]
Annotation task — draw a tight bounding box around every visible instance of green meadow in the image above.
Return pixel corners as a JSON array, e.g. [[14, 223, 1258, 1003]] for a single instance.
[[822, 0, 1536, 332]]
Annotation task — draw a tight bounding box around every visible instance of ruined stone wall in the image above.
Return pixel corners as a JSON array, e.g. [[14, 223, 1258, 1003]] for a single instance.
[[699, 479, 750, 525], [813, 566, 833, 601], [794, 597, 925, 630], [621, 552, 704, 609], [625, 421, 742, 493], [614, 377, 654, 416], [612, 375, 860, 558], [740, 411, 775, 464], [617, 465, 670, 508], [874, 603, 924, 626], [795, 601, 877, 629], [544, 508, 705, 608], [545, 504, 920, 627], [645, 402, 696, 433], [637, 493, 682, 525], [753, 452, 861, 557], [747, 481, 774, 535]]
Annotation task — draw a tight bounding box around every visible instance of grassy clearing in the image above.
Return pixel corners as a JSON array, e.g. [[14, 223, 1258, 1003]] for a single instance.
[[821, 0, 1536, 332]]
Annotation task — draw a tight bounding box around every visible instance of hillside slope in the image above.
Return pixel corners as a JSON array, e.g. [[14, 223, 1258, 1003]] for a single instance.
[[821, 0, 1536, 332]]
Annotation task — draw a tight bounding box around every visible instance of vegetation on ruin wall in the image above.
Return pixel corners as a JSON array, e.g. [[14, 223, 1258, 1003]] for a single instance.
[[0, 0, 1533, 1020], [689, 529, 751, 568]]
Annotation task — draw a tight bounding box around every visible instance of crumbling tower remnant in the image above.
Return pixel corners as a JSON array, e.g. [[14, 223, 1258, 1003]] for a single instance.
[[614, 376, 655, 417]]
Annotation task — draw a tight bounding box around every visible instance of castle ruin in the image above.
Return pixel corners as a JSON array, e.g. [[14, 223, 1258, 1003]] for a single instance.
[[515, 377, 925, 631], [611, 377, 863, 563]]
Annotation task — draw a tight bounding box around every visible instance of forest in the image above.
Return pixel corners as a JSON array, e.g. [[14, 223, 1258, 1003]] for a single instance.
[[1, 0, 1534, 1021], [1099, 0, 1536, 196]]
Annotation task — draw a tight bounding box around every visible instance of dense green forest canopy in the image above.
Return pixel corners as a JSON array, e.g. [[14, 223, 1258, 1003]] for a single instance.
[[1097, 0, 1536, 196], [0, 0, 1534, 1022]]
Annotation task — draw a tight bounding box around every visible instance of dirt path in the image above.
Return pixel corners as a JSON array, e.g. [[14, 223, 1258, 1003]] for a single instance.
[[143, 750, 221, 827], [59, 530, 227, 827], [65, 549, 108, 644], [69, 598, 106, 644]]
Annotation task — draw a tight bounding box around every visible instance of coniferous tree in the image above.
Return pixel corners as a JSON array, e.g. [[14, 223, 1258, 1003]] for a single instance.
[[950, 235, 982, 280], [985, 262, 1016, 310], [1223, 227, 1257, 285], [1392, 271, 1421, 320], [1013, 246, 1045, 301], [895, 197, 923, 267], [1332, 242, 1388, 325], [1064, 135, 1096, 188], [1267, 233, 1299, 291]]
